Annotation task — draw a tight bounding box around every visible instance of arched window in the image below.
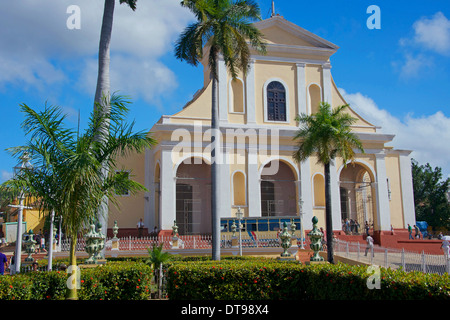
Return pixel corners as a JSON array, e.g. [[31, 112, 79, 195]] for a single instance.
[[308, 84, 321, 114], [230, 79, 244, 113], [313, 174, 325, 207], [266, 81, 286, 121], [232, 171, 246, 206]]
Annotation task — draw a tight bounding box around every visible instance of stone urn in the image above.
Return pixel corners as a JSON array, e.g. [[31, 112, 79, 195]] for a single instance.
[[84, 224, 103, 264], [307, 216, 324, 261], [24, 230, 37, 262], [279, 221, 292, 257]]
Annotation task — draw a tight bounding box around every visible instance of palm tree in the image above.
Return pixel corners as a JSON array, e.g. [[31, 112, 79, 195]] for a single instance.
[[293, 102, 364, 263], [2, 95, 156, 299], [146, 243, 172, 298], [175, 0, 266, 260], [94, 0, 138, 244]]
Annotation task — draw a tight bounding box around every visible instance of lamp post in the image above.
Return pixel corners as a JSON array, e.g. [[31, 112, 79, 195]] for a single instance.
[[10, 152, 33, 274], [236, 207, 243, 256], [298, 199, 305, 249]]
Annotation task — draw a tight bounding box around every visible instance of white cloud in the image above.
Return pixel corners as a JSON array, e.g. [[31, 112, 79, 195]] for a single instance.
[[0, 0, 193, 101], [1, 170, 13, 182], [339, 88, 450, 177], [412, 12, 450, 56], [395, 12, 450, 79], [394, 53, 433, 79]]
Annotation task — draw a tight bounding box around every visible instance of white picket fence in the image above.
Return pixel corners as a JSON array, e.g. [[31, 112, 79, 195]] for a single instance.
[[334, 239, 450, 275], [58, 233, 307, 252], [56, 235, 449, 275]]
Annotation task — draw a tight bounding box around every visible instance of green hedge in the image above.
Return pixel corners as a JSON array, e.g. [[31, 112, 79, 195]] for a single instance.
[[166, 258, 450, 300], [0, 261, 153, 300]]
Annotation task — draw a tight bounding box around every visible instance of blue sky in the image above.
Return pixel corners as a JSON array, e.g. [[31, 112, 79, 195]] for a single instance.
[[0, 0, 449, 181]]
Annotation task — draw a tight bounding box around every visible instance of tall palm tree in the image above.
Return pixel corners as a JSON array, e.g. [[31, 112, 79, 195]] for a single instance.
[[2, 95, 156, 300], [293, 102, 364, 263], [94, 0, 138, 244], [175, 0, 266, 261]]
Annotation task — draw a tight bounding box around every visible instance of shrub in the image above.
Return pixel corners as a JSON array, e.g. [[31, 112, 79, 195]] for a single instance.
[[166, 258, 450, 300], [0, 261, 152, 300]]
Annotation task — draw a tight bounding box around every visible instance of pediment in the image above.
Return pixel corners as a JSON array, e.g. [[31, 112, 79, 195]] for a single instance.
[[254, 15, 339, 57]]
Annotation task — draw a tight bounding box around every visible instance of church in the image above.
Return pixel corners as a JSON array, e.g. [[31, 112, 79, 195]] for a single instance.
[[107, 14, 416, 245]]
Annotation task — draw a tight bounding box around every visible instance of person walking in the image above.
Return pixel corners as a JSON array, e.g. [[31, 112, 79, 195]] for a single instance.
[[408, 224, 414, 240], [364, 234, 374, 257], [0, 251, 9, 275], [365, 221, 370, 236]]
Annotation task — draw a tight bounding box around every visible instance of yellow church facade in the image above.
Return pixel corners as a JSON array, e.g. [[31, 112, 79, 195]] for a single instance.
[[108, 15, 416, 242]]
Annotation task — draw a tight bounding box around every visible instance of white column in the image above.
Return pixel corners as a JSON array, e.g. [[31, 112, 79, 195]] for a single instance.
[[218, 57, 228, 126], [300, 159, 313, 230], [296, 63, 307, 115], [247, 146, 261, 217], [398, 151, 416, 228], [329, 159, 342, 230], [374, 153, 391, 231], [246, 59, 256, 124], [218, 146, 231, 218], [160, 147, 176, 231], [145, 148, 154, 232], [322, 63, 332, 104]]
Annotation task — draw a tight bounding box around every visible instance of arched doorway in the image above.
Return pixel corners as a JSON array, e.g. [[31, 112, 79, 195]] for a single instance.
[[175, 158, 211, 234], [339, 163, 375, 234], [260, 160, 297, 217]]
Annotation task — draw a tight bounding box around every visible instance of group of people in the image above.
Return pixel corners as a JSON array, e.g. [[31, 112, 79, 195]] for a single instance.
[[342, 219, 362, 235], [407, 224, 422, 240]]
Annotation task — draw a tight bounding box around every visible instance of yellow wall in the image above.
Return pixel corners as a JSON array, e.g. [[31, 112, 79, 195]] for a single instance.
[[108, 151, 146, 229]]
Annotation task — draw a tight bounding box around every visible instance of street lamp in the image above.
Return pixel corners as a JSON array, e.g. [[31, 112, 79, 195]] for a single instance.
[[298, 199, 305, 249], [10, 152, 33, 274], [236, 207, 243, 256]]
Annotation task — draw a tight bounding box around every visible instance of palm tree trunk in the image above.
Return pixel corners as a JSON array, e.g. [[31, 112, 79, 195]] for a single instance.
[[95, 0, 115, 251], [66, 234, 78, 300], [47, 209, 55, 271], [324, 162, 335, 264], [211, 69, 221, 261], [95, 0, 114, 108]]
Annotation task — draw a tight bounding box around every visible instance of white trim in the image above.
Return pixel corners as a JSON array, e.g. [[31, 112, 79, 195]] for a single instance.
[[258, 156, 299, 181], [231, 170, 247, 206], [337, 159, 377, 182], [246, 59, 256, 124], [262, 78, 290, 124], [228, 77, 246, 114], [173, 153, 212, 175]]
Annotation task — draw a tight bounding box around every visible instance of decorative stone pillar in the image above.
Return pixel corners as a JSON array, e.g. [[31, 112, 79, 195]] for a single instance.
[[171, 220, 180, 249], [111, 220, 120, 256]]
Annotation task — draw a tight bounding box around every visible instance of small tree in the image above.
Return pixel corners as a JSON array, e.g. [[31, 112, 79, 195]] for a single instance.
[[2, 94, 156, 299], [146, 243, 172, 298]]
